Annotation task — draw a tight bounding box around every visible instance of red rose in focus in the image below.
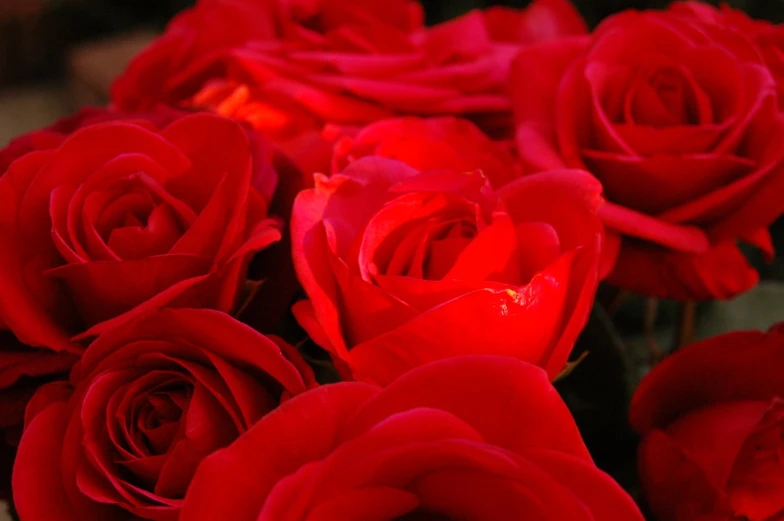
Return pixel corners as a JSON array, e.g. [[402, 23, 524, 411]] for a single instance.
[[112, 0, 586, 147], [0, 111, 282, 352], [328, 116, 522, 188], [181, 356, 644, 521], [291, 156, 602, 385], [631, 324, 784, 521], [12, 309, 314, 521], [512, 7, 784, 300]]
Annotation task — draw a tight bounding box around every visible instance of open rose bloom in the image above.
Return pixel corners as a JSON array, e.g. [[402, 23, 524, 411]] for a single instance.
[[292, 158, 603, 385], [512, 5, 784, 300], [12, 309, 314, 521], [2, 0, 784, 519]]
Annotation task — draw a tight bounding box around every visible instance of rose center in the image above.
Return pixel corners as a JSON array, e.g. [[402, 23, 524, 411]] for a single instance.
[[628, 66, 700, 127], [87, 177, 188, 260], [132, 385, 192, 456], [423, 219, 477, 281]]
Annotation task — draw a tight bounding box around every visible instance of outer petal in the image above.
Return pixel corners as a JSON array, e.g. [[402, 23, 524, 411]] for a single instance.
[[638, 429, 732, 521], [345, 251, 580, 385], [13, 401, 81, 521], [607, 239, 759, 301], [630, 325, 784, 433], [511, 37, 590, 129], [524, 449, 645, 521], [499, 169, 603, 252], [600, 202, 711, 253], [180, 383, 377, 521], [74, 309, 309, 397], [344, 356, 590, 460], [0, 152, 79, 352]]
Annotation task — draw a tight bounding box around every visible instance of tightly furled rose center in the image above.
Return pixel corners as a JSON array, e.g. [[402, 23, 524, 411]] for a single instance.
[[12, 309, 314, 521], [96, 355, 272, 501], [627, 66, 702, 126], [66, 172, 193, 261], [361, 193, 482, 282]]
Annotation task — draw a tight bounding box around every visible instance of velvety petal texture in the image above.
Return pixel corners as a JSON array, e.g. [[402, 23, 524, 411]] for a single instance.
[[0, 109, 283, 352], [180, 356, 643, 521], [328, 116, 523, 188], [670, 1, 784, 110], [511, 4, 784, 300], [291, 156, 603, 385], [630, 324, 784, 521], [12, 308, 314, 521], [112, 0, 588, 152]]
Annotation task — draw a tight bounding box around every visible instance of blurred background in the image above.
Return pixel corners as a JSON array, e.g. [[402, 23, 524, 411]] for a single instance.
[[1, 0, 784, 146]]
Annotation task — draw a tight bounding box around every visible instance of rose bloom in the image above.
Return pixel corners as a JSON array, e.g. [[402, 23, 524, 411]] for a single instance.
[[292, 156, 603, 385], [0, 110, 282, 354], [630, 324, 784, 521], [12, 308, 314, 521], [180, 356, 644, 521], [112, 0, 587, 148], [511, 7, 784, 300], [328, 116, 522, 188]]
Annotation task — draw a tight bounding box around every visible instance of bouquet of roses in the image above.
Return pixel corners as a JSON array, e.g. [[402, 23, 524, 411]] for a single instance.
[[1, 0, 783, 519]]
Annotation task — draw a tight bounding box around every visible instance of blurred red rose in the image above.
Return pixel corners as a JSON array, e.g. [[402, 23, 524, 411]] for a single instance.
[[328, 116, 522, 188], [181, 356, 644, 521], [291, 156, 602, 385], [112, 0, 586, 150], [631, 324, 784, 521], [12, 308, 314, 521], [511, 7, 784, 300], [0, 111, 282, 353]]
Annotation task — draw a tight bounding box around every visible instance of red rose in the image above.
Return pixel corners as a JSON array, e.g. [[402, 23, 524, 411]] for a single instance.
[[12, 308, 314, 521], [0, 111, 282, 352], [511, 7, 784, 300], [291, 156, 602, 385], [328, 116, 522, 188], [630, 324, 784, 521], [180, 356, 644, 521], [112, 0, 586, 146]]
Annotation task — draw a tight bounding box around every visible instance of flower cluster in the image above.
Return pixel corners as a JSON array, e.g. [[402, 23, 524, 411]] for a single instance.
[[1, 0, 783, 520]]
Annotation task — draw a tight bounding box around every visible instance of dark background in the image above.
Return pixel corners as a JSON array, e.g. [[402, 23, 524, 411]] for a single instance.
[[2, 0, 784, 86]]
